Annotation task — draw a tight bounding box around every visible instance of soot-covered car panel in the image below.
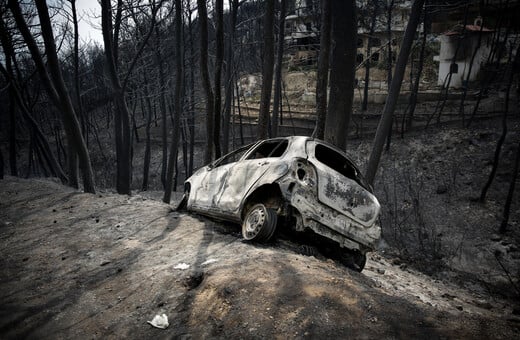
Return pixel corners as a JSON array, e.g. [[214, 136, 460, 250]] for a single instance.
[[183, 136, 381, 271]]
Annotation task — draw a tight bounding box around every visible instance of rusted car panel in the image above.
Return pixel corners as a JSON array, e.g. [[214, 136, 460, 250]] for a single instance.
[[183, 136, 381, 265], [307, 141, 380, 227]]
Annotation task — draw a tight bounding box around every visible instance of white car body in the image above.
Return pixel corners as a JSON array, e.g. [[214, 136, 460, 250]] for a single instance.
[[184, 136, 381, 254]]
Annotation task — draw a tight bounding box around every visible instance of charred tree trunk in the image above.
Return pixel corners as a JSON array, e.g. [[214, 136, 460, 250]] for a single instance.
[[186, 1, 196, 175], [480, 45, 518, 203], [141, 75, 154, 191], [197, 0, 215, 163], [70, 0, 86, 143], [405, 2, 429, 131], [155, 27, 169, 189], [0, 63, 68, 182], [271, 0, 286, 138], [459, 22, 484, 125], [101, 0, 132, 194], [163, 0, 183, 203], [0, 148, 4, 179], [222, 0, 239, 154], [8, 90, 17, 176], [0, 16, 18, 177], [362, 1, 379, 112], [314, 0, 331, 140], [386, 0, 395, 87], [10, 0, 95, 192], [257, 0, 275, 140], [365, 0, 424, 185], [213, 0, 224, 158], [324, 0, 357, 149], [500, 140, 520, 233]]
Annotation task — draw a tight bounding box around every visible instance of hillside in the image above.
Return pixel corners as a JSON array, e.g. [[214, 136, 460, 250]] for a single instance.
[[1, 175, 519, 339]]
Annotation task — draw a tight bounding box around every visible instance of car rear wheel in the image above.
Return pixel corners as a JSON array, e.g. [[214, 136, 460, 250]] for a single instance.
[[242, 203, 277, 242], [338, 249, 367, 272]]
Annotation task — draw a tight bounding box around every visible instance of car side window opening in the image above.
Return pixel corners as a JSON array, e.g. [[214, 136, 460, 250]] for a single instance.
[[315, 144, 358, 180], [212, 144, 252, 168], [247, 140, 288, 160]]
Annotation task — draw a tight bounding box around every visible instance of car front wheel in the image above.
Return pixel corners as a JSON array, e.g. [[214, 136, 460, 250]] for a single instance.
[[242, 203, 277, 242]]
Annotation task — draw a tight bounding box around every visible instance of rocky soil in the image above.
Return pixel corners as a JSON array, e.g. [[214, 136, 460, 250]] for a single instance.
[[1, 176, 519, 339]]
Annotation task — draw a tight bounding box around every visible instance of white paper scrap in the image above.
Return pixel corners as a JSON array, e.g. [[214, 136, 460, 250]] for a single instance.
[[174, 263, 190, 270], [147, 314, 169, 329]]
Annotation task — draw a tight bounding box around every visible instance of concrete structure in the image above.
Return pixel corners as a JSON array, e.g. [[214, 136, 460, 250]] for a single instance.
[[284, 0, 319, 67], [436, 21, 493, 88]]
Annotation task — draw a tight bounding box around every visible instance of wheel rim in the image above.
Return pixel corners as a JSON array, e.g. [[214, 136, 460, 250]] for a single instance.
[[243, 206, 266, 239]]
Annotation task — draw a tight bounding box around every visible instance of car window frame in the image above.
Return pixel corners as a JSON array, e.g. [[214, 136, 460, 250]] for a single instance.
[[309, 140, 373, 192], [210, 143, 255, 169], [243, 138, 289, 160]]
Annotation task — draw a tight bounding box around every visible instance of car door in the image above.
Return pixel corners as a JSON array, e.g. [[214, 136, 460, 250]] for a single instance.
[[217, 139, 289, 214], [189, 144, 252, 211]]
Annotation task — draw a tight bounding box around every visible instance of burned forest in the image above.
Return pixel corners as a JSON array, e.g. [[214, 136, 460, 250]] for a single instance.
[[1, 0, 520, 338]]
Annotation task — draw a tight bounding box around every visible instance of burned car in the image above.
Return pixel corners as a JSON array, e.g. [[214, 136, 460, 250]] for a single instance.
[[179, 136, 380, 271]]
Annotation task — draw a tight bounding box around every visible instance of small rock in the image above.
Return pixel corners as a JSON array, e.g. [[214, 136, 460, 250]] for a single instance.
[[491, 234, 502, 242], [100, 260, 111, 266], [392, 258, 401, 265], [474, 300, 493, 310], [183, 271, 204, 290], [456, 305, 463, 311], [376, 268, 385, 274], [441, 293, 455, 300], [52, 209, 56, 212], [469, 138, 479, 146], [436, 185, 448, 194]]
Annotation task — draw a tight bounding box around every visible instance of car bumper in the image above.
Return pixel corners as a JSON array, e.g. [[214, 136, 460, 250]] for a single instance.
[[289, 186, 381, 252]]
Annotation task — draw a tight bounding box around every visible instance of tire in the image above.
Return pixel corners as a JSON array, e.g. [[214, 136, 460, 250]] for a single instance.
[[242, 203, 278, 242], [338, 249, 367, 272], [175, 187, 189, 211]]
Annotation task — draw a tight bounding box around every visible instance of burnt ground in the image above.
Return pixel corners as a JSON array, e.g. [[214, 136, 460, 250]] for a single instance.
[[0, 174, 519, 339], [1, 116, 520, 339]]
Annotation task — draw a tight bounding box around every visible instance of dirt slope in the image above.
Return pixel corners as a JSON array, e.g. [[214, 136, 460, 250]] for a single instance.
[[0, 177, 518, 339]]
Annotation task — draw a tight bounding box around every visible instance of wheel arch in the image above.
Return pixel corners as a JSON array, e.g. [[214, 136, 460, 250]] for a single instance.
[[240, 183, 284, 220]]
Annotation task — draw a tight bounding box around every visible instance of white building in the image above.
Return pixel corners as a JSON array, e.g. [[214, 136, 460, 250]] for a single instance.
[[436, 21, 493, 88]]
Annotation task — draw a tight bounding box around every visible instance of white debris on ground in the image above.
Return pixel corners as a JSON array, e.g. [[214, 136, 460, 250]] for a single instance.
[[201, 258, 218, 266], [173, 263, 190, 270], [147, 314, 169, 329]]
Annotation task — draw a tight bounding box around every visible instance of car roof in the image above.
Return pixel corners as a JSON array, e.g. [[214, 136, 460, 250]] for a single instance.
[[260, 136, 353, 159]]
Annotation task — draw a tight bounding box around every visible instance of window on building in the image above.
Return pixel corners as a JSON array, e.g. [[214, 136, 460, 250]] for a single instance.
[[357, 38, 363, 47], [371, 52, 380, 62], [371, 38, 381, 47], [356, 53, 364, 64]]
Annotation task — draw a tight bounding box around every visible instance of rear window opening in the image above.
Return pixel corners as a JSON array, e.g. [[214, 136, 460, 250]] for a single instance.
[[247, 140, 288, 159], [314, 144, 358, 180]]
